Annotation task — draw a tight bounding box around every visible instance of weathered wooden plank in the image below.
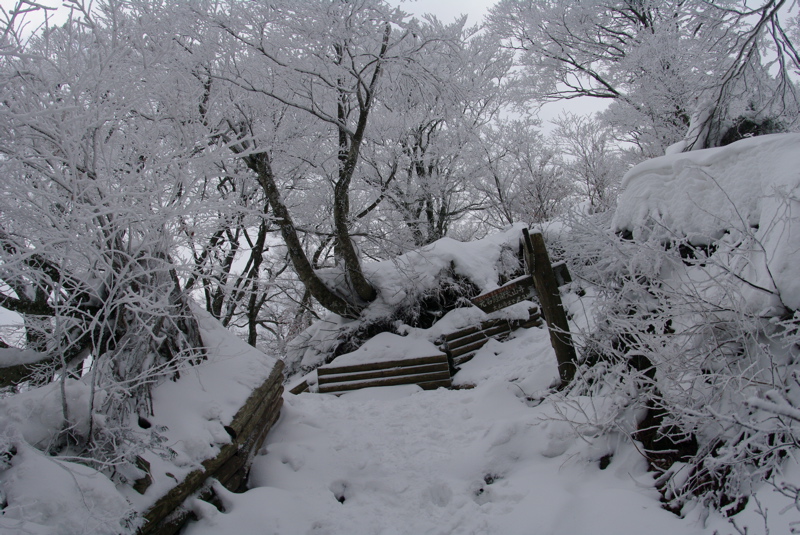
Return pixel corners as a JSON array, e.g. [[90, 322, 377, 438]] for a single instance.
[[439, 307, 543, 372], [448, 338, 492, 359], [138, 360, 284, 535], [318, 370, 451, 394], [523, 229, 577, 385], [317, 362, 449, 385], [446, 321, 511, 350], [443, 324, 482, 342], [442, 314, 531, 342], [482, 322, 516, 339], [444, 330, 489, 350], [214, 385, 283, 493], [519, 316, 543, 329], [145, 406, 283, 535], [444, 305, 541, 348], [471, 275, 535, 313], [289, 380, 310, 395], [445, 322, 512, 350], [453, 352, 477, 366], [317, 354, 446, 376]]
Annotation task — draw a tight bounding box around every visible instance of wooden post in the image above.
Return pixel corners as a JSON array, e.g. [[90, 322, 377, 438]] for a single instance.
[[522, 228, 577, 385]]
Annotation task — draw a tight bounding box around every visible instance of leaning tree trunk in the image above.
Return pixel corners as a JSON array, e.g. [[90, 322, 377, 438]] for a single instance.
[[245, 152, 365, 318]]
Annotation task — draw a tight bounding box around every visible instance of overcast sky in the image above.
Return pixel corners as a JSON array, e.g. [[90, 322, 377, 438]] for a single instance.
[[390, 0, 607, 125], [391, 0, 494, 24]]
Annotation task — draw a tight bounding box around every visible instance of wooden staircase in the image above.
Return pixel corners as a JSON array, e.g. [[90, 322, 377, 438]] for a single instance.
[[317, 353, 451, 394], [289, 307, 542, 395], [439, 307, 542, 367]]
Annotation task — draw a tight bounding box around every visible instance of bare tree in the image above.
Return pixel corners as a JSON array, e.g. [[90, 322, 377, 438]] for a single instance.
[[551, 113, 626, 213], [488, 0, 800, 154], [0, 1, 206, 461], [477, 119, 572, 227]]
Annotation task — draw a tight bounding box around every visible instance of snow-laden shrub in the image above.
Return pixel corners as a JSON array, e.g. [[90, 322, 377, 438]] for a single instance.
[[562, 213, 800, 515], [557, 136, 800, 517]]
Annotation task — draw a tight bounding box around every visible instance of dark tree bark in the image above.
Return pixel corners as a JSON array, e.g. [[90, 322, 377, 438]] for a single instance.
[[245, 152, 363, 318]]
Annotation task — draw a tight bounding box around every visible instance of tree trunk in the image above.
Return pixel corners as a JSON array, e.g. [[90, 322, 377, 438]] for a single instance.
[[246, 152, 364, 318]]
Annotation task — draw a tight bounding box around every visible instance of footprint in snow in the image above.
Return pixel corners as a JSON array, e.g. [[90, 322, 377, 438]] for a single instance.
[[425, 481, 453, 507]]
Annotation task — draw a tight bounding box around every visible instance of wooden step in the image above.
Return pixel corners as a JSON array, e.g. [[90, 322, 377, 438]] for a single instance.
[[444, 322, 511, 349], [289, 380, 310, 395], [453, 352, 477, 366], [318, 369, 452, 394], [317, 354, 446, 376], [519, 317, 543, 329], [317, 361, 449, 385], [444, 330, 489, 350], [443, 307, 541, 343], [443, 324, 482, 343], [448, 338, 491, 358]]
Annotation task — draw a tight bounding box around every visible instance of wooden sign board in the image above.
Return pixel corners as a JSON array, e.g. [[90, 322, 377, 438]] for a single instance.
[[470, 275, 534, 313]]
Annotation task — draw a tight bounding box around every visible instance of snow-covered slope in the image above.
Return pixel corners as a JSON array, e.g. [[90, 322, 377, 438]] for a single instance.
[[185, 304, 799, 534], [0, 308, 279, 534]]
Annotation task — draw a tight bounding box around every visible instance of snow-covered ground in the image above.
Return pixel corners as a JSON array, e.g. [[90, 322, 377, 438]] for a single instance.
[[5, 134, 800, 534], [184, 305, 798, 535], [0, 308, 279, 534]]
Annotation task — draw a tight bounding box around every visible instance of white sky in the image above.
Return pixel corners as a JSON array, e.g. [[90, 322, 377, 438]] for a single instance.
[[391, 0, 494, 24], [0, 0, 495, 25], [390, 0, 608, 126]]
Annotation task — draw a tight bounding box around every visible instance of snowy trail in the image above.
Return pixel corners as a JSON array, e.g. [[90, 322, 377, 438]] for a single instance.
[[183, 324, 715, 535]]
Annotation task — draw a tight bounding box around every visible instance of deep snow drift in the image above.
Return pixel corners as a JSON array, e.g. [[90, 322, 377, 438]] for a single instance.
[[613, 133, 800, 311]]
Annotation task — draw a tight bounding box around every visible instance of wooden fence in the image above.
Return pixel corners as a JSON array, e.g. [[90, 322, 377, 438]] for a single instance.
[[138, 360, 285, 535]]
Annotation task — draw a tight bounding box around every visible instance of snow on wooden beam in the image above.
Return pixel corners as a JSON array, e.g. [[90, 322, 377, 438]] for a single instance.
[[440, 307, 542, 367], [317, 353, 451, 394], [138, 360, 285, 535], [470, 275, 535, 313]]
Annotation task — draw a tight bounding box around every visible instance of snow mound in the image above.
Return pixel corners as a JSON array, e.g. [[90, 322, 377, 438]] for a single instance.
[[613, 133, 800, 309], [0, 443, 132, 535], [285, 224, 527, 374], [364, 223, 527, 311], [0, 308, 279, 534]]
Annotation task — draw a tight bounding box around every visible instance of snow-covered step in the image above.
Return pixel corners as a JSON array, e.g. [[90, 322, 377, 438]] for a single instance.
[[440, 307, 542, 366], [317, 353, 451, 394]]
